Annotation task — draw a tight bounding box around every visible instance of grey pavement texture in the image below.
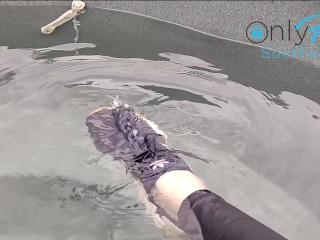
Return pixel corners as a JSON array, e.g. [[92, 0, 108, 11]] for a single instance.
[[1, 1, 320, 66]]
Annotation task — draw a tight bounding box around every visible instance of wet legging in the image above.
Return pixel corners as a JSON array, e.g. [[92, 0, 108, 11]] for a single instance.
[[178, 190, 287, 240]]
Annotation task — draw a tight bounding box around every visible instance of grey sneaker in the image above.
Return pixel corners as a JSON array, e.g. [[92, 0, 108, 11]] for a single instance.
[[86, 104, 192, 192]]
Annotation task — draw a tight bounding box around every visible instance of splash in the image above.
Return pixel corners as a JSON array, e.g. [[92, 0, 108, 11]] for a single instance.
[[113, 96, 129, 108]]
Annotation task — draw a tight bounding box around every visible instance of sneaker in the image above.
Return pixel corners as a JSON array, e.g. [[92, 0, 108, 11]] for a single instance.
[[85, 103, 192, 192]]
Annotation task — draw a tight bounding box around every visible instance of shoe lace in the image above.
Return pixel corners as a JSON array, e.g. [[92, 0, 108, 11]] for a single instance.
[[133, 133, 171, 163], [112, 105, 165, 161], [112, 105, 185, 164]]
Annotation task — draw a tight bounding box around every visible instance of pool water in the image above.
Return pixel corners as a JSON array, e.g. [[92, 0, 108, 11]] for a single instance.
[[0, 6, 320, 240]]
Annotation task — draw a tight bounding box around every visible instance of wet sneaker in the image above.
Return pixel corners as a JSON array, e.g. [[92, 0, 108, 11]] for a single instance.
[[86, 103, 192, 192]]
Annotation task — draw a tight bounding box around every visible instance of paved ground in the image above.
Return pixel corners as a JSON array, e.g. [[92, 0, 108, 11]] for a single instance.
[[1, 1, 320, 66]]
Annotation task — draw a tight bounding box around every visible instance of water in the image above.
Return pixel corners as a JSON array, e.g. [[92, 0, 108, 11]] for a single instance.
[[0, 6, 320, 240]]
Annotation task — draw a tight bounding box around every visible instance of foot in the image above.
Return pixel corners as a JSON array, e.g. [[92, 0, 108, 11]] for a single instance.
[[86, 104, 191, 192]]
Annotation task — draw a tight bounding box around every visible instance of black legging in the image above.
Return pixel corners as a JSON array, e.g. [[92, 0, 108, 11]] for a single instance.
[[177, 190, 287, 240]]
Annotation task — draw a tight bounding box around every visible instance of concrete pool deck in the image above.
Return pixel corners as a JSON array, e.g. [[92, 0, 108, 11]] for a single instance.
[[1, 1, 320, 67]]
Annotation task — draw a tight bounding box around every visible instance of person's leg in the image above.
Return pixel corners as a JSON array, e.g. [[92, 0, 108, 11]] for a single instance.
[[153, 170, 207, 219], [153, 169, 287, 240], [86, 104, 287, 240]]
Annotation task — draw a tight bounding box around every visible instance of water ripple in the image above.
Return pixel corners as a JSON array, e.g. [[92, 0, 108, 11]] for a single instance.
[[0, 48, 319, 240]]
